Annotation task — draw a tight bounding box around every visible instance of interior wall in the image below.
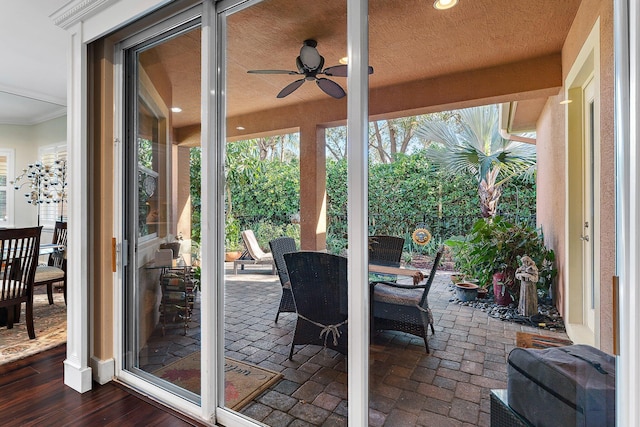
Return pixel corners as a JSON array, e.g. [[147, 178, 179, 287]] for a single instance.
[[0, 115, 67, 228]]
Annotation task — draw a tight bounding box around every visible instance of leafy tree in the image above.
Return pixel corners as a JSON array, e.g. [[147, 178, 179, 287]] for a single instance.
[[190, 147, 201, 243], [253, 133, 299, 161], [416, 104, 536, 218], [326, 126, 347, 161], [225, 140, 264, 219], [326, 112, 461, 163]]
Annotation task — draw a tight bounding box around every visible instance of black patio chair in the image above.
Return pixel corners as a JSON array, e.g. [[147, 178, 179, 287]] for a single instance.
[[0, 226, 42, 339], [369, 235, 405, 282], [284, 251, 348, 359], [368, 235, 405, 266], [268, 237, 298, 322], [371, 245, 444, 353]]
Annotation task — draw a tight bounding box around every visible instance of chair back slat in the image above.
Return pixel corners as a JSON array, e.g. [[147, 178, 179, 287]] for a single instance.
[[49, 221, 67, 269], [0, 227, 42, 306]]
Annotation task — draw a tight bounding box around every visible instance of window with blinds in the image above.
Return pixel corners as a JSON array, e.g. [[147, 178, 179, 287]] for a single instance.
[[0, 149, 14, 226], [39, 144, 67, 227]]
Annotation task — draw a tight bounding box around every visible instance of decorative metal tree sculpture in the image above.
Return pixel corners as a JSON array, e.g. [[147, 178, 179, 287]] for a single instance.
[[11, 159, 68, 226]]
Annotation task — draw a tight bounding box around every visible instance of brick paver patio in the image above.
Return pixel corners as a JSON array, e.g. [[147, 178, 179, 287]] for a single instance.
[[142, 263, 570, 426]]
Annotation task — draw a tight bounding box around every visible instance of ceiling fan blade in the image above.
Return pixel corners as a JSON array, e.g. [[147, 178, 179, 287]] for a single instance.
[[277, 79, 305, 98], [247, 69, 300, 75], [322, 65, 374, 77], [322, 65, 347, 77], [316, 78, 346, 99]]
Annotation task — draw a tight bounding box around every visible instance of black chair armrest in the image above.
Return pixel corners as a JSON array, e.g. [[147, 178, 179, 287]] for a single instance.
[[370, 280, 425, 290]]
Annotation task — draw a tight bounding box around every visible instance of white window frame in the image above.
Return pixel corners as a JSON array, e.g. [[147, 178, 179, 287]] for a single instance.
[[0, 148, 15, 227]]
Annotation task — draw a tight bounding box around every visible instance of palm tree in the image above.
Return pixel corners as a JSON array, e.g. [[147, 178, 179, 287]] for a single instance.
[[416, 104, 536, 218]]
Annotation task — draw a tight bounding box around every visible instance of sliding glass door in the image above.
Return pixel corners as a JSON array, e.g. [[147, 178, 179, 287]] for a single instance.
[[119, 4, 204, 405]]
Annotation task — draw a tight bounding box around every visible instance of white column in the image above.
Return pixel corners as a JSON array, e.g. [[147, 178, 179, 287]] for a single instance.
[[63, 21, 93, 393], [347, 0, 369, 424]]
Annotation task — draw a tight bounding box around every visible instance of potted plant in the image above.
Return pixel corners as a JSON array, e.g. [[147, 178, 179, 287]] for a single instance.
[[446, 217, 556, 306], [225, 215, 243, 261], [454, 280, 479, 302]]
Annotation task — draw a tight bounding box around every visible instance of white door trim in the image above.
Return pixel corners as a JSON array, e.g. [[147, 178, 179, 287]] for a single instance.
[[563, 18, 600, 346]]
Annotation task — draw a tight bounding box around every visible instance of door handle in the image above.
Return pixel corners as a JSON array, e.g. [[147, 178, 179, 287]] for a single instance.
[[580, 235, 590, 242]]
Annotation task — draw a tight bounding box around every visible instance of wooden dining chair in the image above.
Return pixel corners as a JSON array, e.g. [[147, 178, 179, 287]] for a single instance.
[[0, 226, 42, 339], [33, 221, 67, 305]]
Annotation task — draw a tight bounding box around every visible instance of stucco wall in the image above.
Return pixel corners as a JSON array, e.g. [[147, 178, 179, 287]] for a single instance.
[[536, 0, 615, 352], [536, 95, 566, 311]]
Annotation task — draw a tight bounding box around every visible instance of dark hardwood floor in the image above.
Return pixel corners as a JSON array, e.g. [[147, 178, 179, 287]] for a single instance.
[[0, 345, 211, 427]]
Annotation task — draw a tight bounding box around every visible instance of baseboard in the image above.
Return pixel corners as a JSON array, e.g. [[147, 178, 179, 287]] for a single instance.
[[91, 356, 115, 385], [63, 359, 93, 393]]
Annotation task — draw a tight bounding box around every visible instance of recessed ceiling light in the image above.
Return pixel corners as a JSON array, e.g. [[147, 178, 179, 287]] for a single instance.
[[236, 126, 245, 130], [339, 57, 349, 65], [171, 107, 182, 113], [559, 99, 573, 105], [433, 0, 458, 10]]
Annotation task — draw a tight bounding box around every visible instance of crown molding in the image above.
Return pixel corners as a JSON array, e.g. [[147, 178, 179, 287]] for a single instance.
[[50, 0, 116, 30]]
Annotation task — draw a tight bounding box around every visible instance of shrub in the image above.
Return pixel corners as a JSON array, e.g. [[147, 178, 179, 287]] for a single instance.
[[445, 217, 556, 301]]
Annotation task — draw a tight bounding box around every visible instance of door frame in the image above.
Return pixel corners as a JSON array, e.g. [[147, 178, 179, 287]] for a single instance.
[[564, 18, 600, 347]]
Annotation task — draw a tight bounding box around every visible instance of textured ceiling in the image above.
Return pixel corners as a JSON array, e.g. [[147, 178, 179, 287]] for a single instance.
[[0, 0, 69, 125], [153, 0, 582, 130]]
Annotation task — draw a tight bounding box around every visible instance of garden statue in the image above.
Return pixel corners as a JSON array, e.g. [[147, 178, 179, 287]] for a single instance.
[[516, 255, 539, 316]]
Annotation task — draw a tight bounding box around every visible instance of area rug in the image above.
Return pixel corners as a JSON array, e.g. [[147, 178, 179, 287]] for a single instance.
[[154, 352, 282, 410], [516, 331, 573, 349], [0, 293, 67, 365]]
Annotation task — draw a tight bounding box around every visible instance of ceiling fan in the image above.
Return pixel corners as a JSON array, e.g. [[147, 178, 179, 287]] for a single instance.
[[247, 39, 374, 99]]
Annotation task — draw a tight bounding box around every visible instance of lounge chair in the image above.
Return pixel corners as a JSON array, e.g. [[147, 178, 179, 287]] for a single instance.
[[233, 230, 276, 274]]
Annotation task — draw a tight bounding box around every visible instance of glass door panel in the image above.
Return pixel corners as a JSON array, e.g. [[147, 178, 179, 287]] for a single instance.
[[221, 0, 348, 422], [122, 16, 203, 403]]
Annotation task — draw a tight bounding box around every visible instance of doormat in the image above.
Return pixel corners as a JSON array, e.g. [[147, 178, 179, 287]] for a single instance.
[[154, 352, 283, 411], [0, 293, 66, 365], [516, 331, 573, 349]]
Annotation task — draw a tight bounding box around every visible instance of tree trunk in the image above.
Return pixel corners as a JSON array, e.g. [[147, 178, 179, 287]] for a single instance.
[[518, 280, 538, 316]]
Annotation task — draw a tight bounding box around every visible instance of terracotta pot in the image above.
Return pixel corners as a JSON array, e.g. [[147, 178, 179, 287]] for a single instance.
[[450, 274, 465, 284], [225, 251, 242, 262], [455, 281, 478, 302], [492, 272, 513, 306], [477, 288, 488, 299]]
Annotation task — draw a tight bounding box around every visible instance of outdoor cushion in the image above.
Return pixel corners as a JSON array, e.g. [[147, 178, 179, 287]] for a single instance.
[[373, 283, 421, 306], [34, 266, 65, 282]]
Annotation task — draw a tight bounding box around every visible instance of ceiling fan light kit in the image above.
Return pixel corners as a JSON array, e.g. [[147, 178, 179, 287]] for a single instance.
[[247, 39, 373, 99]]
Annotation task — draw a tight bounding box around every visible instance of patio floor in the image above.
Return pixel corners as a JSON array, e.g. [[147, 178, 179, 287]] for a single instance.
[[141, 262, 571, 427]]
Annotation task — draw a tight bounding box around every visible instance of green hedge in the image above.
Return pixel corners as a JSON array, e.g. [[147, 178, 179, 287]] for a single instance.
[[218, 151, 535, 253]]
